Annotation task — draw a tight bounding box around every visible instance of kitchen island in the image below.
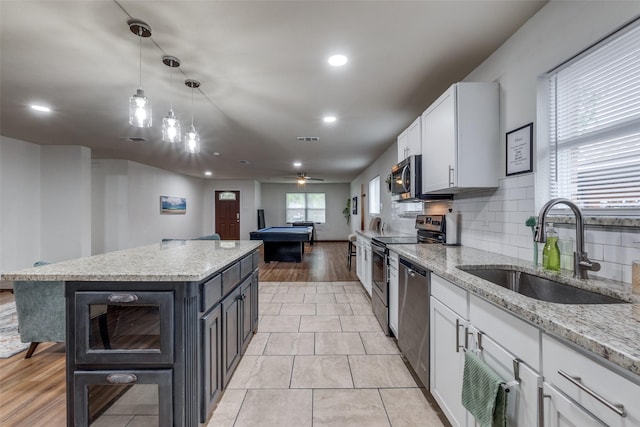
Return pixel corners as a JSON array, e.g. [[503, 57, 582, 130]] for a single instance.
[[2, 239, 263, 427]]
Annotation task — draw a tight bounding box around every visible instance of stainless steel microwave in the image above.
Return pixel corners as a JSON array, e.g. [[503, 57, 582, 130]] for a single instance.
[[391, 155, 422, 201]]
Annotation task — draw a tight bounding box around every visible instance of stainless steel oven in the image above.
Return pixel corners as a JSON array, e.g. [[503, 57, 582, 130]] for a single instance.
[[370, 214, 446, 337]]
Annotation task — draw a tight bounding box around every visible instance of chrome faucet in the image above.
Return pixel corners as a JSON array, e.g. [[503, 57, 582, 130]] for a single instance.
[[534, 198, 601, 279]]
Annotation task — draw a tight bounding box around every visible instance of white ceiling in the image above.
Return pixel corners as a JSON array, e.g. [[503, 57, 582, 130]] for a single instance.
[[0, 0, 547, 183]]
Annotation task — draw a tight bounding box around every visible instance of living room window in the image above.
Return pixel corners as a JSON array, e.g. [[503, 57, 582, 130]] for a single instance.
[[538, 19, 640, 214], [286, 193, 326, 223]]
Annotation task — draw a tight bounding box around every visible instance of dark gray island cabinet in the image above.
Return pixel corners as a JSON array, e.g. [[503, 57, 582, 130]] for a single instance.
[[3, 240, 262, 426]]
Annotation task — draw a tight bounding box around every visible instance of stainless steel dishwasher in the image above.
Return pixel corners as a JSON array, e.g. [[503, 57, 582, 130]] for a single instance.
[[398, 256, 430, 388]]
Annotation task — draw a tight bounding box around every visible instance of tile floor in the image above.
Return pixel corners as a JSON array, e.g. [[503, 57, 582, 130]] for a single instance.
[[207, 281, 446, 427]]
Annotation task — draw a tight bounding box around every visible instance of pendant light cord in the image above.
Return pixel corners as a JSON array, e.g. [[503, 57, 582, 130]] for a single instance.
[[138, 27, 143, 89], [191, 85, 194, 126], [169, 63, 174, 110]]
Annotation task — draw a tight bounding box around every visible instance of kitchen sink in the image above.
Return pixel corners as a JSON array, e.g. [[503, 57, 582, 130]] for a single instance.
[[457, 266, 628, 304]]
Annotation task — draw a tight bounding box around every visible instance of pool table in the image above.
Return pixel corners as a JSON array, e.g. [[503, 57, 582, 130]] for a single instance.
[[249, 226, 313, 263]]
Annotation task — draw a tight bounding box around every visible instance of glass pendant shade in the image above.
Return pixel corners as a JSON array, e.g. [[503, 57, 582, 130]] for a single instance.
[[184, 125, 200, 154], [129, 89, 152, 127], [162, 110, 181, 143]]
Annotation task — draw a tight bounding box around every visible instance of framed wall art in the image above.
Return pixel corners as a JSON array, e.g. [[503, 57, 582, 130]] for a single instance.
[[160, 196, 187, 214], [352, 196, 358, 215], [506, 122, 533, 176]]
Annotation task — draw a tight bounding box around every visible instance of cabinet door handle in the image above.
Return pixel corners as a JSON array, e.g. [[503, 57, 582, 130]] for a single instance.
[[455, 318, 465, 353], [557, 370, 626, 417], [236, 293, 246, 301], [538, 384, 550, 427], [106, 373, 138, 384], [448, 165, 454, 187], [107, 293, 139, 303]]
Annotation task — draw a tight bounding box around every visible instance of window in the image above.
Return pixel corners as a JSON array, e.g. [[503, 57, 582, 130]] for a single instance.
[[541, 20, 640, 213], [369, 176, 380, 214], [286, 193, 326, 223]]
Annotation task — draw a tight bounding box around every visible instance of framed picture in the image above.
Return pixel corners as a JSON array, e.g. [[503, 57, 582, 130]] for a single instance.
[[352, 196, 357, 215], [506, 122, 533, 176], [160, 196, 187, 214]]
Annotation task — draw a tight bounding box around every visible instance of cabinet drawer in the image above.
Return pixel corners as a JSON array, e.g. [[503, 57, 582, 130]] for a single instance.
[[469, 295, 539, 369], [431, 274, 467, 317], [542, 334, 640, 427], [74, 291, 174, 365], [240, 254, 253, 281], [73, 369, 173, 427], [252, 250, 260, 269], [222, 262, 241, 296], [201, 274, 222, 312]]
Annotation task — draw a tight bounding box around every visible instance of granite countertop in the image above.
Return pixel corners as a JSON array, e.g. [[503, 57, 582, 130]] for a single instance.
[[388, 244, 640, 378], [1, 240, 263, 282], [355, 229, 414, 239]]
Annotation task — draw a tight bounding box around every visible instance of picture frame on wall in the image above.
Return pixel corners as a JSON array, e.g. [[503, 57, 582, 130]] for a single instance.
[[352, 196, 357, 215], [160, 196, 187, 214], [506, 122, 533, 176]]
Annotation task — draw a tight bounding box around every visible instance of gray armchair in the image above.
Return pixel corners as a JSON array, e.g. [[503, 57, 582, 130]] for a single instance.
[[13, 262, 65, 358]]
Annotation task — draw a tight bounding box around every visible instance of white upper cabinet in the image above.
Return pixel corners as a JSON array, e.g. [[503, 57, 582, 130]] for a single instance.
[[421, 82, 499, 194], [397, 116, 421, 161], [397, 128, 409, 161]]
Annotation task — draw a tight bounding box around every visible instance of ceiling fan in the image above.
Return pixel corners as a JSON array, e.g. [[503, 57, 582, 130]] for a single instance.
[[283, 172, 324, 184]]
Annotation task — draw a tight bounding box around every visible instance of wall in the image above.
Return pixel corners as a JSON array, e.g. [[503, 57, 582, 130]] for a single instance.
[[0, 138, 92, 272], [453, 1, 640, 283], [40, 145, 92, 262], [91, 159, 206, 253], [260, 183, 350, 240], [0, 137, 42, 273]]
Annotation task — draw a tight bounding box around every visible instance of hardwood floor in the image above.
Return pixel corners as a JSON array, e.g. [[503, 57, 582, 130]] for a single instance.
[[0, 241, 358, 426], [258, 241, 358, 282]]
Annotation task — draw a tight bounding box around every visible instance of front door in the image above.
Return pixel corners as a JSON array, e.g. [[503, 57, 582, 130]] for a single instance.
[[215, 191, 240, 240]]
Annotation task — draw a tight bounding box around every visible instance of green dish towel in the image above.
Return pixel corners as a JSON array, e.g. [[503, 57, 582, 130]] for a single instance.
[[461, 350, 507, 427]]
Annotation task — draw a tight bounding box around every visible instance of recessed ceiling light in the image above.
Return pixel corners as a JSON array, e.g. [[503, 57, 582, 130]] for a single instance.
[[328, 55, 348, 67], [293, 161, 302, 167], [213, 152, 220, 156], [323, 116, 337, 123], [30, 104, 51, 112], [204, 171, 212, 176]]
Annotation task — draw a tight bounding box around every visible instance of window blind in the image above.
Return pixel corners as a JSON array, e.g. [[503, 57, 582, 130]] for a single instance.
[[546, 20, 640, 211]]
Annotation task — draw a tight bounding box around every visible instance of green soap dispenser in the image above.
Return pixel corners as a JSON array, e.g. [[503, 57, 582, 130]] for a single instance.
[[542, 223, 560, 271]]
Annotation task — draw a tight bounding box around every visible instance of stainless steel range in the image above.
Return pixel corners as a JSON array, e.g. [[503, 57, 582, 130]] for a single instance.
[[370, 215, 445, 336]]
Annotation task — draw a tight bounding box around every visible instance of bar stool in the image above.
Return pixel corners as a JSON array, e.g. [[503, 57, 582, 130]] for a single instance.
[[347, 233, 357, 271]]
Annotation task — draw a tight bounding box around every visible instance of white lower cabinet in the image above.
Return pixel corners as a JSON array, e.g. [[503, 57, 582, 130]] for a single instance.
[[388, 252, 399, 337], [355, 235, 372, 296], [431, 296, 468, 427], [466, 326, 540, 427], [430, 274, 540, 427], [429, 272, 640, 427], [430, 274, 469, 427], [542, 334, 640, 427]]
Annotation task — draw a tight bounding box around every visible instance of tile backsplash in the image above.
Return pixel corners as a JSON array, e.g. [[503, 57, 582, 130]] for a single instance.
[[452, 173, 640, 284]]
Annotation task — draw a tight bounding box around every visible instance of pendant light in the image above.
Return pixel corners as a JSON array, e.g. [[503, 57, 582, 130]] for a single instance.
[[184, 79, 201, 154], [127, 19, 152, 128], [161, 56, 181, 143]]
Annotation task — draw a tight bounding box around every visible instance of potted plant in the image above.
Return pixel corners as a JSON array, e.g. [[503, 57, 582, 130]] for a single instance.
[[343, 198, 351, 225]]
